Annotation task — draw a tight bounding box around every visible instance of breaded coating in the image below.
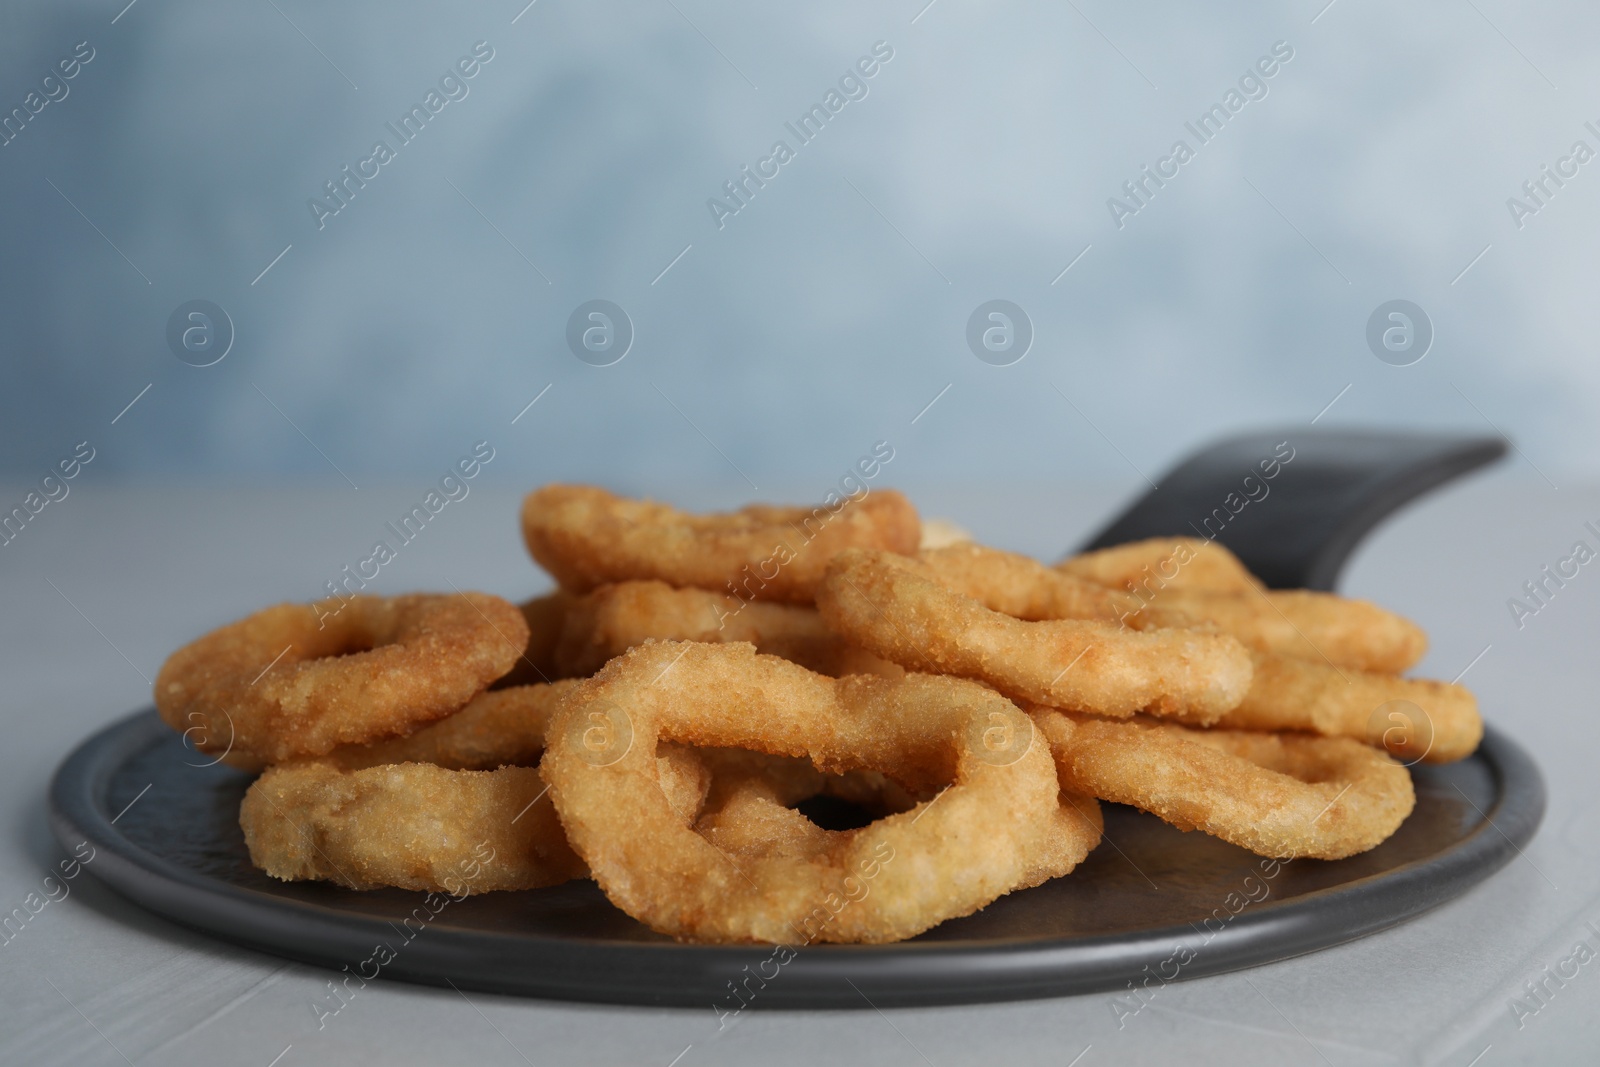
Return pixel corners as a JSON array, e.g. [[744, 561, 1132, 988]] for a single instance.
[[520, 484, 920, 603], [818, 549, 1253, 724], [553, 580, 901, 679], [494, 590, 576, 688], [241, 761, 586, 892], [1057, 537, 1262, 595], [1219, 652, 1482, 764], [926, 543, 1427, 673], [317, 681, 580, 771], [541, 641, 1101, 943], [157, 593, 528, 764], [240, 746, 711, 893], [1036, 710, 1415, 860]]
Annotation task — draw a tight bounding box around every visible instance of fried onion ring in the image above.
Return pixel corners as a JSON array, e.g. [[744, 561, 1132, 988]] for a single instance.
[[240, 745, 711, 893], [520, 484, 920, 603], [541, 641, 1101, 943], [240, 761, 585, 892], [317, 681, 579, 771], [1057, 537, 1262, 595], [493, 591, 575, 688], [925, 543, 1426, 674], [157, 593, 528, 764], [1034, 710, 1415, 860], [816, 549, 1253, 724], [1219, 652, 1483, 763], [1130, 589, 1426, 675], [553, 580, 901, 678]]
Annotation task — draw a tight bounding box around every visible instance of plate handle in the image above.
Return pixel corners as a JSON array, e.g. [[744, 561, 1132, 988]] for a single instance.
[[1077, 428, 1506, 590]]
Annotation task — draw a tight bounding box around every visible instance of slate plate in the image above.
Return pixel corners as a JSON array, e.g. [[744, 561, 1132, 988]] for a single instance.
[[48, 709, 1542, 1008]]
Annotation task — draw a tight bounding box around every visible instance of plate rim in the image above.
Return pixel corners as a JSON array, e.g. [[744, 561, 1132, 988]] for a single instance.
[[48, 707, 1545, 1009]]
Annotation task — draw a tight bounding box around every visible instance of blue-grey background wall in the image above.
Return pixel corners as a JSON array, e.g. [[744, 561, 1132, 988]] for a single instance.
[[1, 1, 1592, 494]]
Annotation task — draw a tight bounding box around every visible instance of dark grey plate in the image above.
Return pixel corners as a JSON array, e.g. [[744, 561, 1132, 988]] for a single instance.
[[49, 708, 1542, 1009]]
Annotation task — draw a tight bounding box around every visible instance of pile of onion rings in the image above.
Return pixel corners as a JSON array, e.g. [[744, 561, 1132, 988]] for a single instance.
[[153, 482, 1482, 944]]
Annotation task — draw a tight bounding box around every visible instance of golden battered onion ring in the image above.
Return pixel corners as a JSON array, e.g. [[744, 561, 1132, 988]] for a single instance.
[[240, 762, 584, 892], [318, 681, 580, 771], [1219, 652, 1483, 764], [917, 543, 1128, 620], [1057, 537, 1262, 595], [1130, 589, 1427, 675], [493, 591, 575, 688], [240, 746, 711, 893], [816, 549, 1252, 724], [520, 484, 921, 603], [553, 580, 901, 679], [157, 593, 528, 764], [1034, 710, 1415, 860], [924, 543, 1426, 674], [541, 641, 1101, 943]]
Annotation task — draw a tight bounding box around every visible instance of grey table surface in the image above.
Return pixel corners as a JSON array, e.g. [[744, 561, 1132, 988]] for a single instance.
[[2, 477, 1596, 1066]]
